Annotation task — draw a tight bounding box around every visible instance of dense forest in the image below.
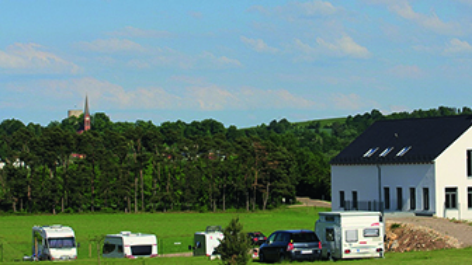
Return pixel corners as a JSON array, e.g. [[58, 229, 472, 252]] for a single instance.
[[0, 106, 471, 214]]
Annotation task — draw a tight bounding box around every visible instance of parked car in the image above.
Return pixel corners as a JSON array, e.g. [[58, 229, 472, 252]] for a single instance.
[[247, 232, 267, 246], [258, 230, 322, 262]]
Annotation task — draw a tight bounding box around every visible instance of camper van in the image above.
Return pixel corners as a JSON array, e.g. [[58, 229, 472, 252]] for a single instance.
[[102, 231, 158, 259], [31, 225, 78, 261], [191, 225, 224, 256], [315, 212, 384, 260]]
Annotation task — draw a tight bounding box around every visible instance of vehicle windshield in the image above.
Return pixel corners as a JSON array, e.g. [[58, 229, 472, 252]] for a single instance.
[[291, 232, 318, 243], [48, 237, 76, 249]]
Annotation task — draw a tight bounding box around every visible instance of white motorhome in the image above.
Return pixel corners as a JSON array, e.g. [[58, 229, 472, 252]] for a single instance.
[[31, 225, 78, 261], [315, 212, 384, 260], [191, 226, 224, 256], [102, 231, 158, 259]]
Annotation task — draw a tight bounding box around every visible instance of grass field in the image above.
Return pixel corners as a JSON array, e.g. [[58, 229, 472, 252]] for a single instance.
[[1, 207, 471, 264]]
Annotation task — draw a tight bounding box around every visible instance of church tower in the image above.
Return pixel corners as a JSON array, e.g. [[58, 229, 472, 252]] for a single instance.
[[84, 95, 91, 131]]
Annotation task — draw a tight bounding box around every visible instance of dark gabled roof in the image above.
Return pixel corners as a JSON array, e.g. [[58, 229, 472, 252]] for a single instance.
[[330, 115, 472, 165]]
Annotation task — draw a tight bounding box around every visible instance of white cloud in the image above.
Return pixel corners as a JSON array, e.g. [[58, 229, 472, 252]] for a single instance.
[[388, 64, 424, 79], [77, 38, 146, 53], [109, 26, 174, 38], [293, 0, 337, 16], [369, 0, 462, 35], [444, 38, 472, 53], [22, 77, 320, 113], [317, 36, 371, 58], [292, 36, 371, 61], [274, 0, 338, 20], [330, 93, 376, 110], [197, 52, 243, 68], [0, 43, 79, 74], [240, 36, 279, 53]]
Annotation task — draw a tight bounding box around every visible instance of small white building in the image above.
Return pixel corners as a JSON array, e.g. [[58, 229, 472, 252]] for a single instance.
[[330, 115, 472, 220]]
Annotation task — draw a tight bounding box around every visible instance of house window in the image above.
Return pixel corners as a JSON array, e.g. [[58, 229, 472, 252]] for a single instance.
[[410, 188, 416, 210], [397, 187, 403, 210], [384, 187, 390, 210], [468, 150, 472, 177], [445, 188, 458, 209], [352, 191, 358, 210], [423, 188, 429, 211], [340, 191, 345, 208], [468, 187, 472, 209]]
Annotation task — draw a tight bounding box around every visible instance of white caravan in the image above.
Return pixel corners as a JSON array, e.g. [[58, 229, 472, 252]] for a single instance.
[[102, 231, 158, 259], [191, 226, 224, 256], [31, 225, 78, 261], [315, 211, 384, 260]]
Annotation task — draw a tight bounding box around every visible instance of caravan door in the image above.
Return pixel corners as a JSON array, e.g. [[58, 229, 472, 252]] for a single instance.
[[324, 227, 342, 260]]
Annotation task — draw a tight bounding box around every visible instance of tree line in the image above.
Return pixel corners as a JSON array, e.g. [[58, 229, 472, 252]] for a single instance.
[[0, 105, 470, 214]]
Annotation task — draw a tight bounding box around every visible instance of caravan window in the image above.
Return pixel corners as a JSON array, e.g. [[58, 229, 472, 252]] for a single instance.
[[103, 243, 116, 254], [48, 237, 75, 248], [345, 230, 358, 243], [325, 228, 334, 242], [131, 245, 153, 256], [363, 228, 380, 237]]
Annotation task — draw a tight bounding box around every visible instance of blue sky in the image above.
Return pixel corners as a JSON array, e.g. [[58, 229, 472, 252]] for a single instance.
[[2, 0, 472, 128]]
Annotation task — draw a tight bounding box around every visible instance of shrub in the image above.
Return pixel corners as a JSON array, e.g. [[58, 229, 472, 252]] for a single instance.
[[218, 217, 251, 265]]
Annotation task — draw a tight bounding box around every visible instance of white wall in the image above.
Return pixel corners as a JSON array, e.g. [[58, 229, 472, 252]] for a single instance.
[[435, 127, 472, 220], [331, 164, 435, 214]]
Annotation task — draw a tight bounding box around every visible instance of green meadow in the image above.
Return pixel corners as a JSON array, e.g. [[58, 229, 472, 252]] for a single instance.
[[1, 207, 471, 264]]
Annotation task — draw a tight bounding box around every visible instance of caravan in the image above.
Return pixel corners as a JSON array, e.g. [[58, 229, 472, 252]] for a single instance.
[[102, 231, 158, 259], [315, 212, 384, 260], [190, 226, 224, 256], [31, 225, 78, 261]]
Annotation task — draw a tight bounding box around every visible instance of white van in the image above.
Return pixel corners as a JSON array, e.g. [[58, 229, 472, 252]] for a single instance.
[[102, 231, 158, 259], [31, 225, 78, 261], [315, 211, 384, 260], [191, 226, 224, 256]]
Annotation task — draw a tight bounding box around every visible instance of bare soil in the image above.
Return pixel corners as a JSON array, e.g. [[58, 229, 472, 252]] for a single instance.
[[386, 216, 472, 251]]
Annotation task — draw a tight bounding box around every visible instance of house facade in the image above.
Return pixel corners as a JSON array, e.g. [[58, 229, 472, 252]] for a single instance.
[[330, 115, 472, 220]]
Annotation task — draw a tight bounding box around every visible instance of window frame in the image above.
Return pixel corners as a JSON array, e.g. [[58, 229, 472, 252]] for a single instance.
[[410, 187, 416, 210], [445, 187, 458, 209], [384, 187, 390, 210]]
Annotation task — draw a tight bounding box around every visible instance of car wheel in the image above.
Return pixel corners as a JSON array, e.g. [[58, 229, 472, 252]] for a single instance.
[[278, 252, 285, 263], [259, 251, 265, 263]]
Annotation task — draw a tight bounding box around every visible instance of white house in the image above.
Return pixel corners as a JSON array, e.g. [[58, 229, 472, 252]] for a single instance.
[[330, 115, 472, 220]]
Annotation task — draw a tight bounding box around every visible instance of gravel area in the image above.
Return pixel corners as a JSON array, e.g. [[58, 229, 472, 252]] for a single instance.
[[387, 216, 472, 248]]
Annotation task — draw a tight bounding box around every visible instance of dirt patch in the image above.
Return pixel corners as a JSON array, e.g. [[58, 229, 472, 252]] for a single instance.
[[387, 216, 472, 249], [384, 220, 460, 252], [159, 252, 193, 257], [290, 197, 332, 208]]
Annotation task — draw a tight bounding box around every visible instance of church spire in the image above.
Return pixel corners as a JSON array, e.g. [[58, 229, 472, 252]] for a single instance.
[[84, 95, 91, 131], [85, 95, 90, 117]]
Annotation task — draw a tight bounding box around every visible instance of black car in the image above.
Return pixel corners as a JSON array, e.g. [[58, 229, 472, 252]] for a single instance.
[[247, 232, 267, 246], [258, 230, 322, 262]]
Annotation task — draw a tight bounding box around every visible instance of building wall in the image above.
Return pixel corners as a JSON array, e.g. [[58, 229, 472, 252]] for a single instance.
[[435, 127, 472, 220], [331, 164, 435, 215]]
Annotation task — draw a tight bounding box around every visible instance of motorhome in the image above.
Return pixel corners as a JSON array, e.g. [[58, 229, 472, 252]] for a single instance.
[[191, 225, 224, 256], [315, 211, 384, 260], [102, 231, 158, 259], [31, 225, 78, 261]]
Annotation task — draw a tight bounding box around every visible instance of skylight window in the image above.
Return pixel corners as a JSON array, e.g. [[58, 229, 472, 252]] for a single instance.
[[379, 147, 394, 157], [363, 147, 379, 157], [396, 146, 412, 157]]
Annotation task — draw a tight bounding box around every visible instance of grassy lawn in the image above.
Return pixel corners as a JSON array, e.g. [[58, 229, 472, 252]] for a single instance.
[[1, 207, 470, 264], [0, 207, 328, 262]]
